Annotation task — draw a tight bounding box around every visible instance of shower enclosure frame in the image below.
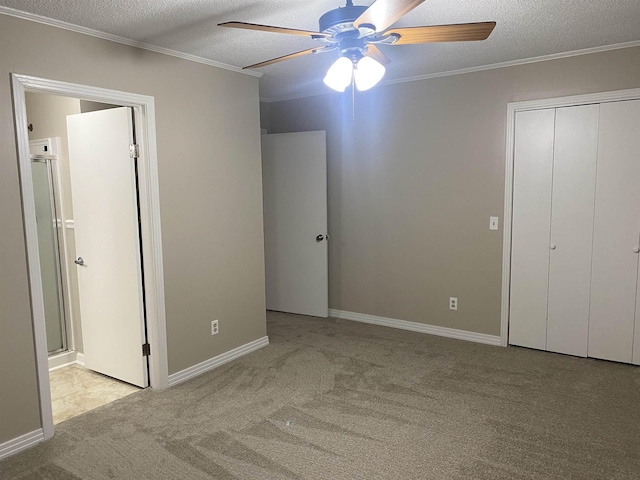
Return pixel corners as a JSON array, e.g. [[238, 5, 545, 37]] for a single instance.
[[30, 137, 76, 357]]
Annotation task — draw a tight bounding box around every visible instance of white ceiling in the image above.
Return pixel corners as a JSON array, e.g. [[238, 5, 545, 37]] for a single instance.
[[2, 0, 640, 101]]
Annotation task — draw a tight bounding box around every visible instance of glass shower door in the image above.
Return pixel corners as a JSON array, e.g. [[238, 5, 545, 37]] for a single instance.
[[32, 159, 68, 354]]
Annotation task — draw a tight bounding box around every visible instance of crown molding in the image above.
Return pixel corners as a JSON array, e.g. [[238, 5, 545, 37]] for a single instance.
[[261, 90, 328, 104], [0, 6, 262, 78], [381, 40, 640, 88], [260, 40, 640, 103]]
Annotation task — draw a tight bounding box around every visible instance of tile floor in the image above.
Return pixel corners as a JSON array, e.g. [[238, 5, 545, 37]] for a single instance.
[[49, 364, 140, 424]]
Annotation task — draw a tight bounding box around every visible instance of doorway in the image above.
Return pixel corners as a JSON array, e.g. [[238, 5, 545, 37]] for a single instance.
[[12, 74, 169, 440], [28, 96, 148, 423]]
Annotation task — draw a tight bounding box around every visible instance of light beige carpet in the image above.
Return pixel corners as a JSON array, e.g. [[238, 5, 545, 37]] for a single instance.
[[2, 311, 640, 479]]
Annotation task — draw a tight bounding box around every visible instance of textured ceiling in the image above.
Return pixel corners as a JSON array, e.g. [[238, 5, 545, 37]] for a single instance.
[[2, 0, 640, 101]]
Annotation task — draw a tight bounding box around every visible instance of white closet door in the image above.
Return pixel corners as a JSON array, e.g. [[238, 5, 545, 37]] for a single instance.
[[546, 105, 599, 357], [262, 131, 328, 318], [509, 109, 555, 350], [589, 100, 640, 363]]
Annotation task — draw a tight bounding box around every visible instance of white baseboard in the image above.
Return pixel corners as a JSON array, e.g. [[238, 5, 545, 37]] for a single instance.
[[329, 309, 502, 346], [47, 351, 84, 371], [0, 429, 44, 461], [48, 350, 77, 371], [168, 336, 270, 387]]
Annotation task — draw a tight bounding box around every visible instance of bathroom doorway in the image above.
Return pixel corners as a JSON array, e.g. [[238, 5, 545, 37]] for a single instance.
[[12, 74, 168, 440], [26, 95, 147, 424]]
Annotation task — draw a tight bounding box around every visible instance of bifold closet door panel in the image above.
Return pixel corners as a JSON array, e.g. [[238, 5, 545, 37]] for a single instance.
[[509, 109, 555, 350], [546, 105, 599, 357], [589, 99, 640, 363]]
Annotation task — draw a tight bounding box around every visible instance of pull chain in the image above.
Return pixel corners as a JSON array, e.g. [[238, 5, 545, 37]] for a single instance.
[[351, 74, 355, 121]]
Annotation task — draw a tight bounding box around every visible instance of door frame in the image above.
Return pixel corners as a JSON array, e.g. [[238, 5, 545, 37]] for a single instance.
[[500, 87, 640, 348], [11, 73, 169, 440]]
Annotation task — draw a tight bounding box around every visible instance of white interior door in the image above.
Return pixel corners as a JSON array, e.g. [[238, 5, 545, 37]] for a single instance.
[[509, 109, 555, 350], [546, 104, 599, 357], [262, 131, 328, 318], [588, 100, 640, 363], [67, 107, 147, 387]]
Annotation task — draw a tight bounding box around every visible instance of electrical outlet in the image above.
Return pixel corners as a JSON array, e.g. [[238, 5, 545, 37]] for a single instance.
[[211, 319, 219, 335], [449, 297, 458, 311]]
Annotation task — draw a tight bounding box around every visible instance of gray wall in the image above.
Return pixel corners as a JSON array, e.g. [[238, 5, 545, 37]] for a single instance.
[[259, 101, 271, 133], [266, 46, 640, 337], [0, 14, 266, 444], [79, 100, 119, 113]]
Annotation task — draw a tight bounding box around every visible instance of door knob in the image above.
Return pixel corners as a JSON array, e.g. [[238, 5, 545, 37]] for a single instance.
[[550, 244, 556, 250], [634, 247, 640, 254], [316, 234, 325, 242], [74, 257, 86, 266]]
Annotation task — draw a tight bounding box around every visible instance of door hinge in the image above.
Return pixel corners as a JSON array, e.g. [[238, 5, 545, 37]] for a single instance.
[[142, 343, 151, 356], [129, 144, 139, 159]]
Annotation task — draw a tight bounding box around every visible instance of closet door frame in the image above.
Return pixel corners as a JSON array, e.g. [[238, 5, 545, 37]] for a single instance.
[[500, 87, 640, 347]]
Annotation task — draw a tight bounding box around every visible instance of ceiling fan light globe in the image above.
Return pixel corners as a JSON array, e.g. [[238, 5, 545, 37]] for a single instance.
[[354, 56, 386, 91], [323, 56, 353, 92]]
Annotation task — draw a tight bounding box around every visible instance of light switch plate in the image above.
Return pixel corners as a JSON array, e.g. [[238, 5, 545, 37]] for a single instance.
[[490, 216, 499, 230]]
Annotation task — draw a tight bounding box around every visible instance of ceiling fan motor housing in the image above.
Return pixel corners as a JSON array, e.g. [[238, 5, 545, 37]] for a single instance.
[[319, 4, 368, 37], [339, 37, 367, 60]]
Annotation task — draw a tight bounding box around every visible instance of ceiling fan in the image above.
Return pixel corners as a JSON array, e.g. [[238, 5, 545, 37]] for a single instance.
[[219, 0, 496, 92]]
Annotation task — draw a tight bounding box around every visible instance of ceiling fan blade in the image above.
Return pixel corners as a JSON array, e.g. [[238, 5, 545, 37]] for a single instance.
[[244, 47, 327, 69], [354, 0, 425, 32], [219, 21, 329, 38], [384, 22, 496, 45], [365, 44, 391, 65]]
